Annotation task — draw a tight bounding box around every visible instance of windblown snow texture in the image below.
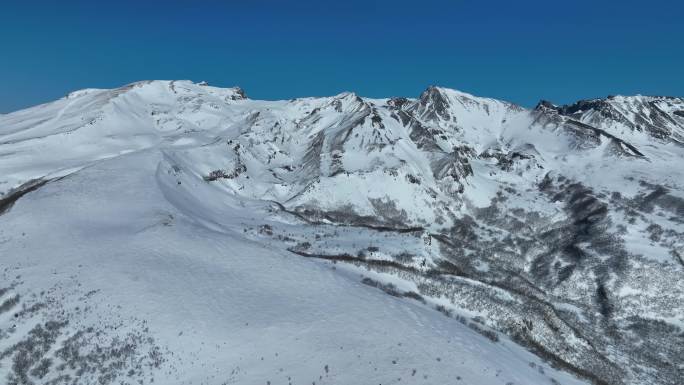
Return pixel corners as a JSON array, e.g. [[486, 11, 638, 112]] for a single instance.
[[1, 80, 682, 385]]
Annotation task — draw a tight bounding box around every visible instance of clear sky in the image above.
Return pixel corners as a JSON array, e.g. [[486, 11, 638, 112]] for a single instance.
[[1, 0, 682, 113]]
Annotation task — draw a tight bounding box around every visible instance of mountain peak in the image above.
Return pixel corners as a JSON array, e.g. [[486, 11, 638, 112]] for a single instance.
[[536, 94, 684, 143], [416, 86, 453, 120], [2, 80, 683, 385], [534, 99, 559, 112]]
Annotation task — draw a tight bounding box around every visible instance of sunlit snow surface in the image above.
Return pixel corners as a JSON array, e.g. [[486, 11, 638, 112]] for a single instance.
[[1, 80, 683, 385]]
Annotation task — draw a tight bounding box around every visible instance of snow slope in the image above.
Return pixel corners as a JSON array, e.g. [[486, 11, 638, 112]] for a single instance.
[[1, 80, 682, 385], [0, 149, 588, 385]]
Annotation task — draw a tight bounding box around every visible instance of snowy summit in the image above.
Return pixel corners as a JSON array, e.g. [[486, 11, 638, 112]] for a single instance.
[[1, 80, 683, 385]]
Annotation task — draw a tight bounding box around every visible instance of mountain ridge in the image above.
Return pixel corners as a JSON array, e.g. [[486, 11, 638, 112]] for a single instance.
[[1, 80, 682, 385]]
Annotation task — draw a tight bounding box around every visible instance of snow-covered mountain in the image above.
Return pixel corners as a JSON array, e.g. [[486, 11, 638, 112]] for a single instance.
[[1, 80, 682, 385]]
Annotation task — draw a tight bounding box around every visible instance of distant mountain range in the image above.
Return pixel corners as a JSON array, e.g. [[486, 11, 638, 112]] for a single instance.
[[1, 80, 682, 385]]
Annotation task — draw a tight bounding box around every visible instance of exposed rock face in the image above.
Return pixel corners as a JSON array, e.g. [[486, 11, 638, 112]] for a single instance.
[[1, 80, 683, 385]]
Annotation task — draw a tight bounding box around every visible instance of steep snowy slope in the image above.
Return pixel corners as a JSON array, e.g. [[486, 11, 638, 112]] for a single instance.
[[1, 80, 682, 385], [537, 95, 684, 145]]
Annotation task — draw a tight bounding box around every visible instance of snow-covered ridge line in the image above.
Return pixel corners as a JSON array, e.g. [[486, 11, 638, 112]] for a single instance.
[[1, 79, 683, 385]]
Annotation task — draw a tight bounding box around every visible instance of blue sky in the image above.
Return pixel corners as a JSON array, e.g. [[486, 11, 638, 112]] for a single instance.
[[1, 0, 682, 112]]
